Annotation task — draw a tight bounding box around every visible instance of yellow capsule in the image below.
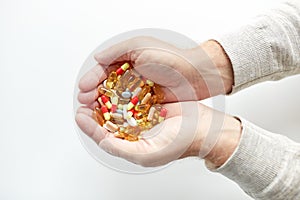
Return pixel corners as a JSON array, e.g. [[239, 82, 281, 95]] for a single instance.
[[146, 79, 154, 87]]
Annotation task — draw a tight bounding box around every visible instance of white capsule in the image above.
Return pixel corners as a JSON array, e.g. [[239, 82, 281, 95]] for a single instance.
[[127, 117, 137, 127], [105, 121, 119, 132], [111, 113, 123, 119], [147, 107, 156, 121], [132, 87, 142, 97], [111, 96, 118, 105], [123, 104, 128, 119]]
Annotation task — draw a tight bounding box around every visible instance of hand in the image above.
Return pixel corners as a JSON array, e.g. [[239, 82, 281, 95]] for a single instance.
[[77, 37, 234, 106], [75, 101, 241, 167]]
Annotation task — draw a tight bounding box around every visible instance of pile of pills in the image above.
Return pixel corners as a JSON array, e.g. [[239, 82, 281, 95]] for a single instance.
[[92, 63, 167, 141]]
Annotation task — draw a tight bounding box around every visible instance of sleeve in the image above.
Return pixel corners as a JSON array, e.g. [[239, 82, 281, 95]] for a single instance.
[[217, 0, 300, 93], [206, 119, 300, 200]]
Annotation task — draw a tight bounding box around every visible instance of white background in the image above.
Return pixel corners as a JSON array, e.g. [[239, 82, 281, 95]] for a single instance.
[[1, 0, 299, 199]]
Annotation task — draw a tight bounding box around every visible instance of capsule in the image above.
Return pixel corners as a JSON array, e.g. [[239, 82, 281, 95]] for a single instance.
[[152, 84, 165, 103], [127, 116, 137, 127], [128, 78, 142, 92], [135, 104, 151, 113], [138, 85, 151, 100], [92, 107, 104, 126], [132, 87, 142, 97], [110, 96, 118, 113], [127, 108, 135, 118], [116, 63, 130, 75], [158, 108, 167, 122], [101, 95, 112, 109], [97, 97, 104, 106], [106, 71, 118, 89], [105, 121, 119, 132], [147, 107, 156, 121], [146, 79, 154, 87], [127, 96, 139, 110], [101, 106, 111, 121], [141, 93, 151, 104], [98, 87, 114, 98], [123, 104, 129, 119]]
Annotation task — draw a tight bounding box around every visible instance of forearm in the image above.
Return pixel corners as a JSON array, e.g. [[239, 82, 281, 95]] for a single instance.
[[205, 118, 300, 200], [216, 0, 300, 93]]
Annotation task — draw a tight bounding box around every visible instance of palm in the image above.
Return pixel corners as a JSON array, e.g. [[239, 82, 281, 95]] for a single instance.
[[76, 102, 201, 167]]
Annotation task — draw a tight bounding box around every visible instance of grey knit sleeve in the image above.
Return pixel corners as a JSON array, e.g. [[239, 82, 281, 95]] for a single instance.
[[207, 119, 300, 200], [217, 0, 300, 93], [207, 1, 300, 199]]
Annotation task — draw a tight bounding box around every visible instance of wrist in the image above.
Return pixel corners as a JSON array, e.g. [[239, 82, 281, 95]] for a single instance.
[[204, 116, 242, 168], [200, 40, 234, 94]]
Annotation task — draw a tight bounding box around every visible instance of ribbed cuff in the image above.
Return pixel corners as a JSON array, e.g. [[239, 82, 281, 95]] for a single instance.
[[206, 118, 296, 198]]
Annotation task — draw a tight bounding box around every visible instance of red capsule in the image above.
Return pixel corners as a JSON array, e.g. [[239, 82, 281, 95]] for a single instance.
[[127, 96, 139, 110], [101, 95, 112, 109], [158, 108, 167, 122], [116, 63, 130, 75], [101, 106, 111, 121]]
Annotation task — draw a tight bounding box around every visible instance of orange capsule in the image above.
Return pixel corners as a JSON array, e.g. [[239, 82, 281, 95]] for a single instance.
[[152, 84, 165, 103], [92, 107, 104, 126]]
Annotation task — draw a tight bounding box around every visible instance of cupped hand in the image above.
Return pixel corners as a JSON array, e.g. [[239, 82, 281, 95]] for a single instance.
[[75, 101, 240, 167], [77, 37, 233, 106]]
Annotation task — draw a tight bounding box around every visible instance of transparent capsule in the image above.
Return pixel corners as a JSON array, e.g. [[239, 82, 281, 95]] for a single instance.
[[135, 104, 151, 113], [98, 87, 115, 98], [128, 77, 142, 92], [106, 71, 118, 89], [148, 95, 158, 105], [118, 97, 130, 104], [138, 85, 151, 100]]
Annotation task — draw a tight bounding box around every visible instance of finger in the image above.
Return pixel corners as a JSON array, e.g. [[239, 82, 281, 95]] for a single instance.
[[78, 88, 99, 104], [99, 137, 148, 165], [94, 36, 178, 66], [77, 106, 93, 116], [78, 64, 107, 92], [94, 39, 140, 65], [75, 112, 108, 144]]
